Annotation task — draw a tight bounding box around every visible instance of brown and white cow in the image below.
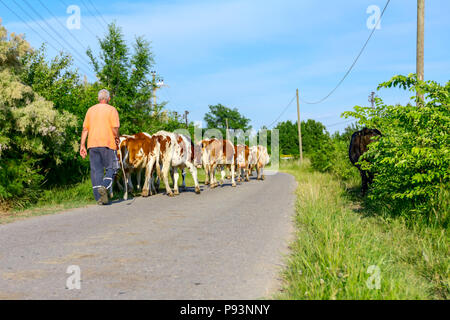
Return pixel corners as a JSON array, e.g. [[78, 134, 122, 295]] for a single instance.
[[150, 130, 201, 197], [248, 145, 270, 180], [200, 138, 236, 188], [117, 132, 160, 199], [234, 144, 250, 182]]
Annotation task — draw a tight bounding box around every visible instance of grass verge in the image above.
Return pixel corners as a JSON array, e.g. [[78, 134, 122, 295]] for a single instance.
[[277, 160, 449, 300]]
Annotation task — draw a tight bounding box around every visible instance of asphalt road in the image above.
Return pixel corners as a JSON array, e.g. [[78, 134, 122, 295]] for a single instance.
[[0, 172, 296, 300]]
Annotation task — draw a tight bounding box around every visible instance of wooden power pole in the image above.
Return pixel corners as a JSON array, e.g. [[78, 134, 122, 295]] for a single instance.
[[183, 110, 189, 128], [225, 118, 229, 139], [416, 0, 425, 103], [296, 89, 303, 163]]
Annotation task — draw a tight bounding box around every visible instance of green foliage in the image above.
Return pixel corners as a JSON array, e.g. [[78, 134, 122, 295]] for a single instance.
[[275, 119, 330, 156], [204, 103, 251, 131], [87, 22, 164, 134], [343, 74, 450, 226], [0, 22, 78, 205], [309, 129, 360, 182]]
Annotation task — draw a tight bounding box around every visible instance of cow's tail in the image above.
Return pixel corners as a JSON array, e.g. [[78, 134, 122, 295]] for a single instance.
[[155, 153, 162, 182]]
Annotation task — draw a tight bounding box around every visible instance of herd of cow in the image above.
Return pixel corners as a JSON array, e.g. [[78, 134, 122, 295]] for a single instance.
[[114, 131, 270, 200]]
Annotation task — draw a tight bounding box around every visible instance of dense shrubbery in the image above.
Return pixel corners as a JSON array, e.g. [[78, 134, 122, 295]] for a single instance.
[[309, 135, 359, 182], [0, 24, 78, 206], [343, 74, 449, 225]]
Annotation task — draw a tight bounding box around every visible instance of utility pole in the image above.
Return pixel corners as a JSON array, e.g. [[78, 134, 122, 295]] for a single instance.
[[416, 0, 425, 104], [150, 71, 166, 108], [296, 89, 303, 163], [368, 91, 376, 108], [183, 110, 189, 128], [151, 71, 157, 108], [225, 118, 229, 139]]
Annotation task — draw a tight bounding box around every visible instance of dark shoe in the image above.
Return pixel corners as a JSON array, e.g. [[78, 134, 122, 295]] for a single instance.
[[98, 186, 109, 205]]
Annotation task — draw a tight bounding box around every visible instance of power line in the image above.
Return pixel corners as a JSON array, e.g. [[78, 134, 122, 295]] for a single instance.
[[299, 0, 391, 105], [266, 95, 296, 128], [1, 0, 95, 78], [86, 0, 109, 27], [21, 0, 93, 68], [58, 0, 101, 40], [326, 118, 356, 128], [37, 0, 89, 53], [79, 0, 108, 31]]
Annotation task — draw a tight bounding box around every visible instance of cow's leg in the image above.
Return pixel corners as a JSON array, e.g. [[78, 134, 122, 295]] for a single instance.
[[360, 170, 368, 196], [261, 166, 266, 180], [136, 168, 143, 191], [180, 168, 186, 191], [170, 167, 175, 186], [126, 171, 134, 191], [150, 170, 157, 195], [210, 164, 218, 188], [235, 166, 241, 182], [186, 161, 201, 194], [162, 161, 174, 197], [173, 168, 180, 195], [220, 166, 226, 186], [142, 159, 154, 197], [256, 166, 261, 180], [147, 157, 156, 196], [230, 163, 236, 187], [204, 164, 210, 185]]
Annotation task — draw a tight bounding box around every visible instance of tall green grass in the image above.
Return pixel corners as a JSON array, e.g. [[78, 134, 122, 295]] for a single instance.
[[277, 160, 449, 300]]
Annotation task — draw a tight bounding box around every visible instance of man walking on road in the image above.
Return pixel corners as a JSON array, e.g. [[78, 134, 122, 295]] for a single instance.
[[79, 89, 120, 205]]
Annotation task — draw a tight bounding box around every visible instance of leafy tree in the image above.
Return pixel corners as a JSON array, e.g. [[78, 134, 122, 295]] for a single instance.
[[204, 104, 251, 131], [275, 120, 299, 155], [87, 22, 159, 134], [275, 119, 329, 156]]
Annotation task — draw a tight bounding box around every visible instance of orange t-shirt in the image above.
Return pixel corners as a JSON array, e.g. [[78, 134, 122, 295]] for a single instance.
[[83, 104, 120, 150]]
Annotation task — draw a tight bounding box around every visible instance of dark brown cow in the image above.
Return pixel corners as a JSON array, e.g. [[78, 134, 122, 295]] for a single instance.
[[349, 128, 382, 195]]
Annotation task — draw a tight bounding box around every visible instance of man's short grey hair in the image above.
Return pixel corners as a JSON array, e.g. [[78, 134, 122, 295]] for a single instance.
[[98, 89, 110, 102]]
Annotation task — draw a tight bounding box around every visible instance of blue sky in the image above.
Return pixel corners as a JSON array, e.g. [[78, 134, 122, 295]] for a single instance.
[[1, 0, 449, 132]]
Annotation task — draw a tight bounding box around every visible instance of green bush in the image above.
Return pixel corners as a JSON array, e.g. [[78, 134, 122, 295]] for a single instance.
[[343, 74, 450, 226], [310, 136, 359, 182]]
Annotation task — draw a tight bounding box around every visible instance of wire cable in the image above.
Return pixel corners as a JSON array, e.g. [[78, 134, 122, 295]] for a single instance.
[[1, 0, 95, 78], [58, 0, 101, 40], [79, 0, 108, 31], [266, 95, 297, 129], [86, 0, 109, 27], [21, 0, 93, 68], [299, 0, 391, 105], [37, 0, 89, 53], [325, 118, 356, 128]]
